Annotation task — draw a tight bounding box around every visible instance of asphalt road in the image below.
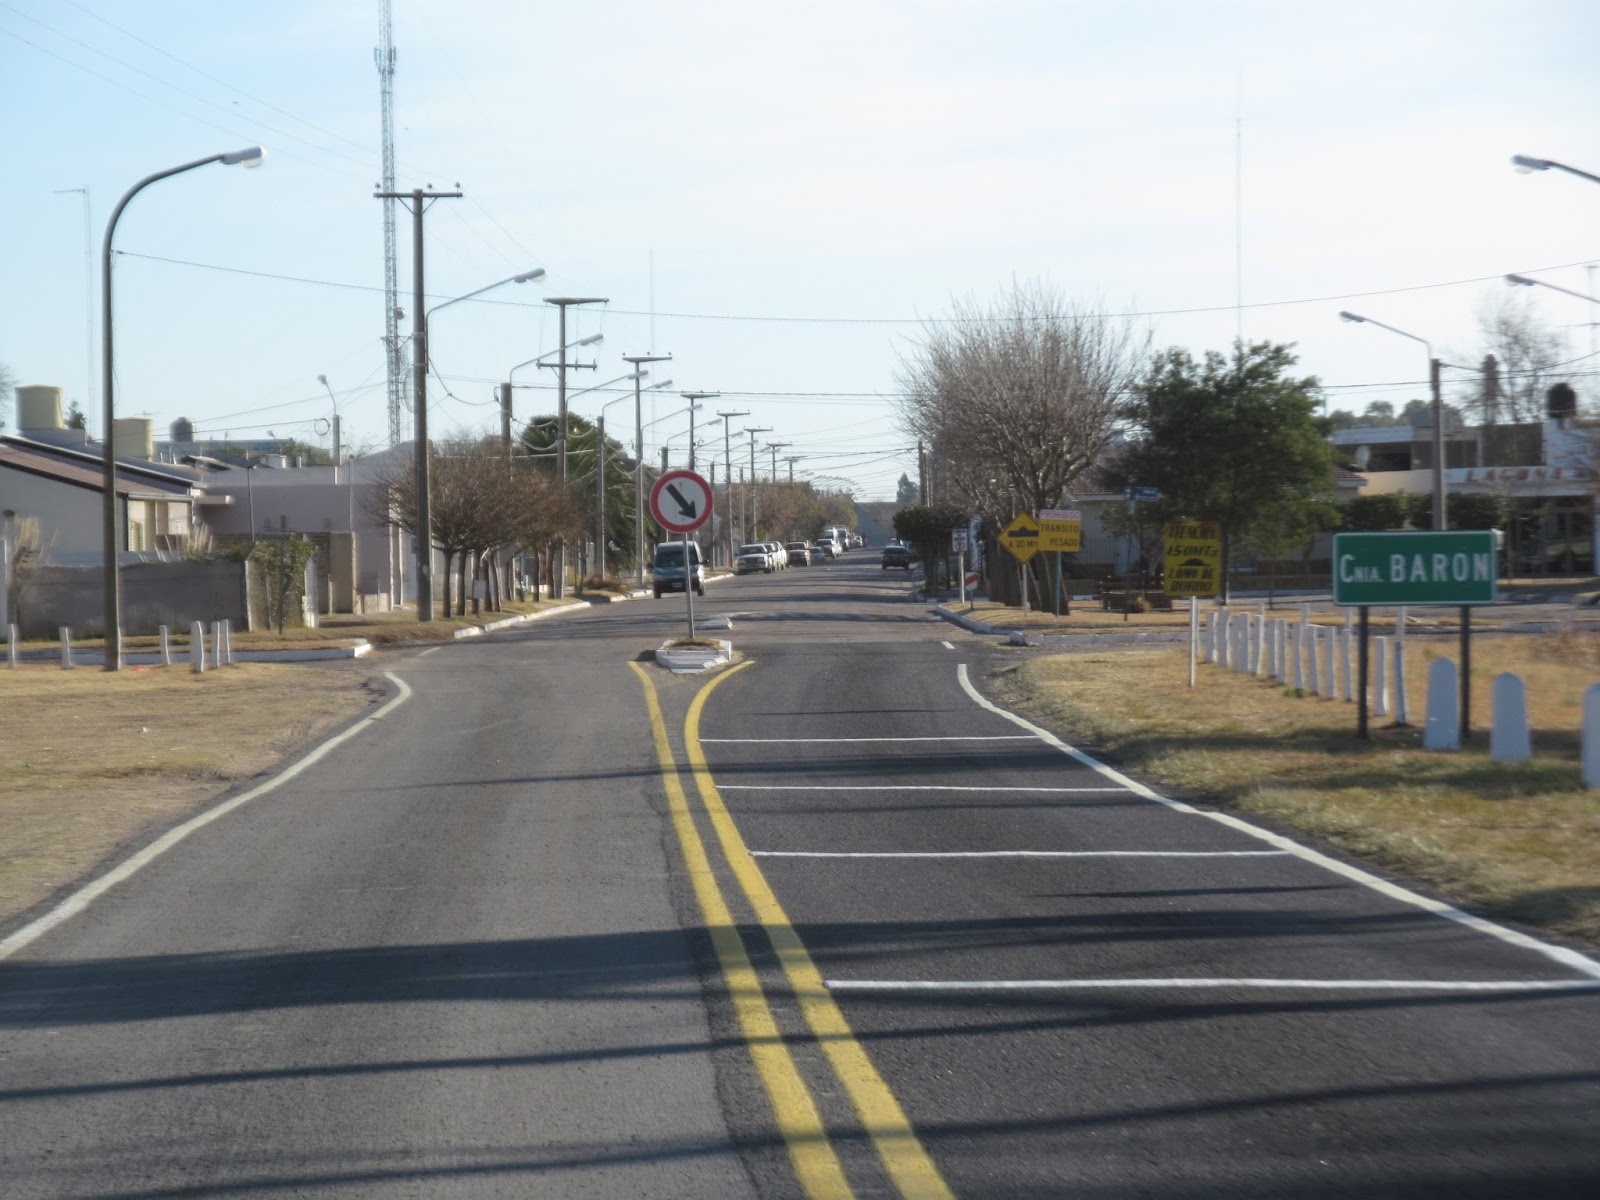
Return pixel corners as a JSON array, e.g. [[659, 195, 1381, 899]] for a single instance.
[[2, 552, 1597, 1198]]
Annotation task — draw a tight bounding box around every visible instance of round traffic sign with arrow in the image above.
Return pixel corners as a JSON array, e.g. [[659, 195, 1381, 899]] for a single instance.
[[649, 469, 712, 533]]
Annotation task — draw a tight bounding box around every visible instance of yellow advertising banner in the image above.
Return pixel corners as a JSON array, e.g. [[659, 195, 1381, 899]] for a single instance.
[[1163, 520, 1220, 596]]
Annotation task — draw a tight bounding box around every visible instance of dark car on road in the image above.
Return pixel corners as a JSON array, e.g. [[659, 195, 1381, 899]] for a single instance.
[[881, 543, 913, 570]]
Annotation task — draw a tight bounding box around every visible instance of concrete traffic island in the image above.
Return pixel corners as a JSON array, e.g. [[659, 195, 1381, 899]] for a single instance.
[[653, 638, 734, 672]]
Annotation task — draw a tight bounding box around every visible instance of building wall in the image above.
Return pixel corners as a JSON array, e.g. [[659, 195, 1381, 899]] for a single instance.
[[15, 559, 247, 639], [0, 472, 105, 557]]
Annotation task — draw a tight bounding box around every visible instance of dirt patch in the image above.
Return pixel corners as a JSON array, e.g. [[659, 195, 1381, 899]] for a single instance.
[[0, 662, 382, 931]]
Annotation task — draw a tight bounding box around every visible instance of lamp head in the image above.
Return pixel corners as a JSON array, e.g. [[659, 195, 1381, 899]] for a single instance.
[[513, 268, 546, 284], [1511, 154, 1550, 174], [1338, 311, 1366, 324], [221, 146, 266, 168], [316, 374, 329, 386], [1505, 274, 1535, 287]]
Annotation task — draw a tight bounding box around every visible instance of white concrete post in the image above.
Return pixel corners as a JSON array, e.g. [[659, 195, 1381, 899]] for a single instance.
[[1292, 624, 1306, 691], [1299, 602, 1310, 627], [1373, 635, 1389, 717], [1393, 640, 1410, 725], [1321, 621, 1336, 700], [60, 627, 72, 670], [1241, 614, 1254, 674], [1206, 610, 1219, 663], [0, 537, 9, 630], [1489, 673, 1530, 763], [1338, 627, 1353, 702], [211, 621, 224, 669], [1255, 613, 1269, 677], [1423, 657, 1460, 750], [191, 621, 206, 674], [1217, 610, 1230, 669], [159, 624, 171, 667], [223, 620, 233, 665], [1306, 626, 1321, 695], [1582, 684, 1600, 789], [7, 622, 17, 669]]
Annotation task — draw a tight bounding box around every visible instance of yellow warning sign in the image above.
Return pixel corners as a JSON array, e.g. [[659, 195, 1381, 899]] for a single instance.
[[1164, 520, 1220, 596], [1038, 518, 1081, 553], [999, 512, 1041, 563]]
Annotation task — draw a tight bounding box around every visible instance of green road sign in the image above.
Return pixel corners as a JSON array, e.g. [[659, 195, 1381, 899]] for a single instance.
[[1332, 531, 1498, 607]]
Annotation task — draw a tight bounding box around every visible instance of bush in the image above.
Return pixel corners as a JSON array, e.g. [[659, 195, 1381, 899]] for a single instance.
[[579, 574, 631, 594]]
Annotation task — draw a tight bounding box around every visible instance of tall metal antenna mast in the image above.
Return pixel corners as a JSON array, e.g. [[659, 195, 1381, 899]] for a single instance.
[[376, 0, 404, 445]]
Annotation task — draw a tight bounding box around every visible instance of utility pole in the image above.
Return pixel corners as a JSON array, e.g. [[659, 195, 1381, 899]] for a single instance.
[[624, 353, 673, 588], [680, 392, 719, 472], [744, 426, 772, 540], [767, 442, 791, 479], [373, 186, 461, 620], [918, 440, 927, 503], [718, 408, 750, 571], [499, 381, 512, 456], [784, 455, 801, 482], [542, 297, 607, 597]]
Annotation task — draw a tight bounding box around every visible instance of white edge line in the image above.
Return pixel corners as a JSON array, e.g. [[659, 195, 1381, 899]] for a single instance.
[[751, 850, 1292, 859], [954, 662, 1600, 981], [417, 646, 440, 657], [717, 785, 1127, 793], [941, 641, 956, 650], [0, 671, 415, 963], [698, 736, 1038, 743], [826, 977, 1600, 993]]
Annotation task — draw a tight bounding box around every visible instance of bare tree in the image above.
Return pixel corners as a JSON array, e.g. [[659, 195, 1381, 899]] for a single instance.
[[1471, 290, 1567, 425], [895, 282, 1147, 521]]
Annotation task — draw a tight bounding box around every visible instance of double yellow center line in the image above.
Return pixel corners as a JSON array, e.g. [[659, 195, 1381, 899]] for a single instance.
[[630, 661, 954, 1200]]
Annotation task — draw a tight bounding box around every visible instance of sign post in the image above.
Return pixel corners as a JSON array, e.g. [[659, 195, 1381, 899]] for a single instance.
[[1164, 521, 1221, 687], [649, 469, 713, 639], [1332, 531, 1497, 740], [999, 512, 1041, 615], [1038, 509, 1081, 617]]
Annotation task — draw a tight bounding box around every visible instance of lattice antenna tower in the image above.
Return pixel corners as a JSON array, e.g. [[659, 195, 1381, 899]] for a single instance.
[[376, 0, 404, 444]]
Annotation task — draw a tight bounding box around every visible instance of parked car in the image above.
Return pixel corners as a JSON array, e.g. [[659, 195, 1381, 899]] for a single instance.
[[881, 543, 912, 570], [652, 540, 705, 597], [786, 541, 812, 566], [815, 537, 837, 559], [764, 541, 787, 570], [736, 543, 774, 574]]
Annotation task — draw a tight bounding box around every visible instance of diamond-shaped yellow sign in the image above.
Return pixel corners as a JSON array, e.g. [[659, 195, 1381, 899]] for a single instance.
[[999, 512, 1041, 563]]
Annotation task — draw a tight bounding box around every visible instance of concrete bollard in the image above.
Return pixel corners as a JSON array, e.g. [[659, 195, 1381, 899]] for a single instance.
[[1255, 613, 1269, 677], [159, 624, 172, 667], [7, 623, 17, 669], [1321, 622, 1336, 700], [60, 627, 73, 670], [1490, 673, 1530, 763], [1292, 624, 1306, 691], [1218, 610, 1230, 669], [1393, 640, 1410, 726], [1338, 627, 1353, 702], [1423, 657, 1459, 750], [223, 620, 233, 665], [191, 621, 206, 674], [211, 621, 224, 670], [1582, 684, 1600, 789], [1206, 611, 1220, 664], [1373, 635, 1389, 717], [1306, 626, 1321, 695], [1270, 619, 1283, 680]]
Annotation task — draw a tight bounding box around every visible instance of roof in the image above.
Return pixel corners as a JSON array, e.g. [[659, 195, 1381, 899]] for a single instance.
[[0, 438, 196, 499], [1, 434, 205, 488]]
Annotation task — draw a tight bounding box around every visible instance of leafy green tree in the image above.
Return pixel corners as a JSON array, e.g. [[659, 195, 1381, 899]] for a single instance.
[[1343, 493, 1408, 531], [521, 413, 635, 573], [1106, 341, 1337, 601], [893, 502, 967, 595]]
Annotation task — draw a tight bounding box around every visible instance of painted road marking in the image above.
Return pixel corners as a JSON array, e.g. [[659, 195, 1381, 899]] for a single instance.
[[0, 673, 415, 964], [628, 662, 852, 1199], [720, 785, 1128, 793], [417, 646, 440, 657], [826, 978, 1600, 994], [751, 850, 1292, 859], [941, 641, 955, 650], [700, 735, 1037, 744], [955, 663, 1600, 982], [687, 666, 957, 1200]]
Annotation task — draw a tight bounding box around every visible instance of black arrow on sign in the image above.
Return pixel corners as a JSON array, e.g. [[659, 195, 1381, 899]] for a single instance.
[[665, 483, 698, 519]]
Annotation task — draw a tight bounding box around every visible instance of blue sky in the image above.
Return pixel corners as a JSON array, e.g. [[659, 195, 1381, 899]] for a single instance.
[[2, 0, 1596, 499]]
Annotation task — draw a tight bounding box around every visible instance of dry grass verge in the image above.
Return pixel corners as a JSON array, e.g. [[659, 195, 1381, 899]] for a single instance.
[[989, 629, 1600, 946], [0, 663, 380, 930]]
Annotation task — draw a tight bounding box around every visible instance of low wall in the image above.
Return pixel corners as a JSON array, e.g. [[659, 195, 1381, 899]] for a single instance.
[[15, 559, 248, 639]]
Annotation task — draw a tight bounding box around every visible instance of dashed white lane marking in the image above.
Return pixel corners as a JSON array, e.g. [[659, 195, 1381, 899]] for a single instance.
[[718, 785, 1128, 793], [700, 736, 1037, 744], [0, 672, 415, 963], [941, 641, 956, 650], [955, 663, 1600, 981], [826, 978, 1600, 994], [417, 646, 440, 658], [752, 850, 1292, 859]]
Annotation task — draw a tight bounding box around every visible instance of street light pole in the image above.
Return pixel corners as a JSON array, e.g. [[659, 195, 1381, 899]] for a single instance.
[[718, 409, 750, 569], [101, 145, 264, 670], [1511, 154, 1600, 187], [1506, 273, 1600, 358], [623, 353, 673, 588], [545, 298, 608, 597], [1339, 311, 1445, 530]]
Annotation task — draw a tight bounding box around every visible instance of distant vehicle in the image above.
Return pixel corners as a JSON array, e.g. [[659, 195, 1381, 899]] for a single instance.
[[736, 543, 774, 574], [785, 541, 813, 566], [849, 533, 864, 549], [815, 537, 838, 559], [881, 543, 912, 570], [763, 541, 787, 570], [652, 541, 705, 597], [823, 525, 852, 551]]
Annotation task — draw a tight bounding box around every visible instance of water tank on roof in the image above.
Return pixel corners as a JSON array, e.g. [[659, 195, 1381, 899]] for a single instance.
[[171, 417, 195, 442], [112, 417, 154, 460], [16, 385, 64, 432]]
